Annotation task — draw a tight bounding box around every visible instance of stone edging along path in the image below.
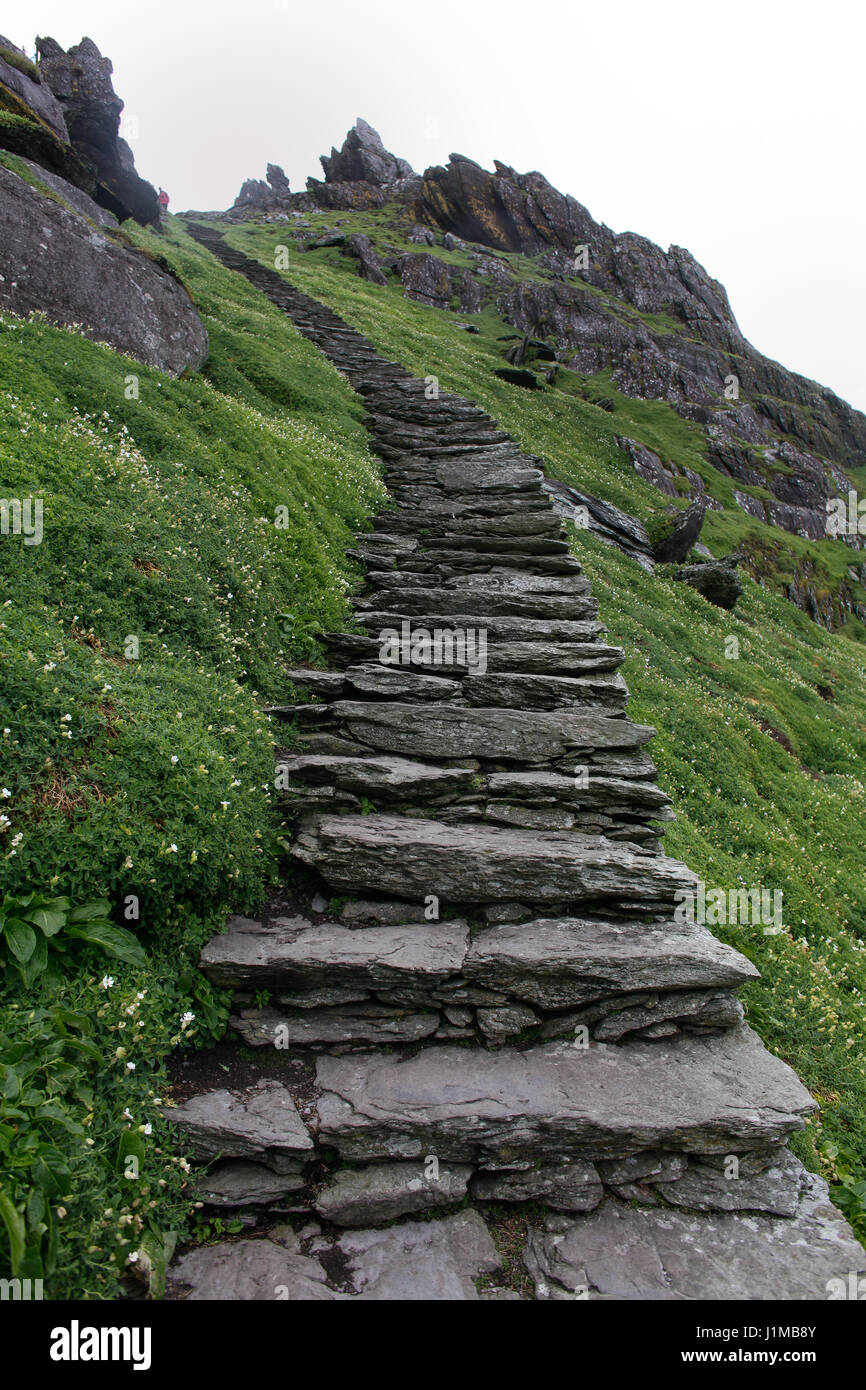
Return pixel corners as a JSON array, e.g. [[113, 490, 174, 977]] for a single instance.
[[162, 223, 865, 1301]]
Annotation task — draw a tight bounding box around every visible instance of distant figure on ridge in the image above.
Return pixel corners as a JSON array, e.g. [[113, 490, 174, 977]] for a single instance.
[[158, 188, 170, 212]]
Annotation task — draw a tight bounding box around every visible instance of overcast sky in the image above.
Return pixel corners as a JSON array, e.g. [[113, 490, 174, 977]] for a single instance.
[[6, 0, 865, 412]]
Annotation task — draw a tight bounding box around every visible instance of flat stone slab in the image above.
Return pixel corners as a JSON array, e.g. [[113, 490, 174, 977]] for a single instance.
[[335, 1210, 501, 1299], [315, 1025, 815, 1163], [291, 814, 696, 906], [168, 1210, 503, 1300], [167, 1079, 313, 1168], [231, 1004, 441, 1047], [464, 671, 628, 711], [194, 1160, 306, 1207], [657, 1149, 808, 1217], [168, 1237, 340, 1301], [201, 915, 469, 990], [464, 918, 757, 1008], [330, 702, 651, 761], [524, 1174, 866, 1300], [315, 1160, 472, 1226], [282, 753, 475, 800]]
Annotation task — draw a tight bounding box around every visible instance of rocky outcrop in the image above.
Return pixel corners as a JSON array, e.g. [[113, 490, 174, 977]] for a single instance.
[[173, 225, 864, 1298], [0, 163, 208, 375], [671, 556, 743, 610], [320, 117, 414, 186], [306, 118, 421, 211], [230, 163, 292, 216], [411, 155, 866, 562], [34, 36, 160, 224]]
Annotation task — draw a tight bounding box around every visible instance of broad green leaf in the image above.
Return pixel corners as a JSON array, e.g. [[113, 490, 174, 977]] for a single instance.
[[68, 899, 111, 924], [5, 919, 37, 964], [65, 922, 147, 968]]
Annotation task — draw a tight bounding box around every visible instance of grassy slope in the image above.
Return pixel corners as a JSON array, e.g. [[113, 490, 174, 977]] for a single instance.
[[225, 222, 866, 1229], [0, 217, 384, 1294]]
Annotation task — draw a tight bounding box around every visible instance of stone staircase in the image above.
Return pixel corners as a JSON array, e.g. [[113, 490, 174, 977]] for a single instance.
[[165, 223, 865, 1300]]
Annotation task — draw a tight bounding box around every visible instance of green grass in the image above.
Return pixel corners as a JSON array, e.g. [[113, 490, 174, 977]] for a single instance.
[[0, 215, 384, 1295], [226, 219, 866, 1229]]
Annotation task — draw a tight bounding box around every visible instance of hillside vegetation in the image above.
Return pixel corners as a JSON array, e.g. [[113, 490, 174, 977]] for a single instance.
[[1, 211, 864, 1296], [0, 221, 383, 1294]]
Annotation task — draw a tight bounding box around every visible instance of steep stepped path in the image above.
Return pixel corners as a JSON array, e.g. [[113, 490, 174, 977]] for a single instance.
[[165, 224, 865, 1300]]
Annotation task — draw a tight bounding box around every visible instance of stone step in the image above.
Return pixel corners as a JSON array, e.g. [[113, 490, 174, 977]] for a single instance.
[[326, 702, 653, 762], [201, 911, 756, 1045], [290, 812, 695, 908], [313, 1025, 815, 1164]]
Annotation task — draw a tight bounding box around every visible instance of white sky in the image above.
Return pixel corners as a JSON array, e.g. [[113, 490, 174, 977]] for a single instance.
[[5, 0, 865, 412]]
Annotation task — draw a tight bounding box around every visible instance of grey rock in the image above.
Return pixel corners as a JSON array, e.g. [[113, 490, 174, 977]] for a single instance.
[[320, 117, 414, 186], [672, 556, 744, 609], [597, 1151, 687, 1185], [168, 1237, 340, 1301], [231, 1004, 440, 1047], [315, 1025, 815, 1163], [651, 499, 707, 564], [315, 1161, 471, 1226], [657, 1148, 808, 1216], [472, 1159, 603, 1211], [201, 914, 468, 990], [524, 1173, 865, 1300], [0, 164, 207, 375], [194, 1160, 306, 1207], [463, 918, 757, 1009], [292, 813, 696, 907], [336, 1210, 500, 1299], [476, 1004, 537, 1039], [167, 1079, 313, 1168], [0, 46, 69, 142], [330, 702, 654, 761]]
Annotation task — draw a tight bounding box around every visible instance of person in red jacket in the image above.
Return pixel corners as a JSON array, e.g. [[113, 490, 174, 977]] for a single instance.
[[158, 188, 170, 212]]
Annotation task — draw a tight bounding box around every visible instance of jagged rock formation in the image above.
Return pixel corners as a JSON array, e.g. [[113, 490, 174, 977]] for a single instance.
[[0, 162, 208, 375], [305, 117, 421, 211], [0, 34, 207, 374], [230, 163, 292, 217], [30, 35, 160, 224], [167, 222, 865, 1300]]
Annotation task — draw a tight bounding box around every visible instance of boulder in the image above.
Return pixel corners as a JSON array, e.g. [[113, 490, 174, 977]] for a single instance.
[[650, 498, 707, 563], [316, 1161, 472, 1226], [0, 36, 69, 141], [0, 163, 208, 375], [672, 555, 743, 609]]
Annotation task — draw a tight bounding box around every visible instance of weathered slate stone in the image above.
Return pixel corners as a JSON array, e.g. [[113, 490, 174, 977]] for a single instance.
[[291, 814, 695, 906], [331, 703, 653, 760], [0, 164, 208, 375], [168, 1236, 341, 1301], [463, 918, 757, 1008], [282, 753, 475, 800], [657, 1149, 808, 1216], [201, 915, 469, 990], [168, 1080, 313, 1169], [231, 1004, 441, 1047], [471, 1160, 603, 1211], [485, 770, 669, 810], [344, 664, 461, 700], [315, 1026, 815, 1163], [316, 1161, 472, 1226], [194, 1160, 306, 1207], [464, 671, 628, 711], [335, 1210, 501, 1299], [524, 1174, 865, 1300]]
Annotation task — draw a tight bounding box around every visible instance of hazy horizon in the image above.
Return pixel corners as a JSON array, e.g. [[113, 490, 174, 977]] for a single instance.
[[5, 0, 865, 414]]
